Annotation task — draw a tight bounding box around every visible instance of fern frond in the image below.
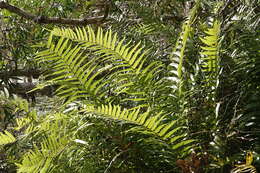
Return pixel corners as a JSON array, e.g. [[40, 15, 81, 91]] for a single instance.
[[199, 20, 221, 88], [170, 21, 191, 80], [12, 111, 76, 173], [168, 0, 200, 94], [0, 131, 16, 145], [131, 23, 157, 35], [36, 26, 164, 105], [84, 104, 194, 150], [50, 26, 149, 73], [15, 117, 32, 131], [35, 113, 69, 135], [168, 21, 191, 94], [17, 134, 68, 173], [36, 38, 108, 103]]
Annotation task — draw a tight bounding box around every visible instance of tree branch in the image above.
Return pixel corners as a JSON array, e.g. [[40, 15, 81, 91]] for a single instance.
[[0, 1, 105, 26], [0, 69, 42, 79]]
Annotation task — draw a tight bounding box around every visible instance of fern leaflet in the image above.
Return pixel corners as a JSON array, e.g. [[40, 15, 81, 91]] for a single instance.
[[0, 131, 16, 145]]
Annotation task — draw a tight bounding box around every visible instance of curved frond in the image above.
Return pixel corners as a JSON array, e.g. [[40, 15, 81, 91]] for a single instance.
[[36, 37, 110, 103], [83, 104, 194, 150], [50, 26, 149, 73], [36, 26, 164, 106]]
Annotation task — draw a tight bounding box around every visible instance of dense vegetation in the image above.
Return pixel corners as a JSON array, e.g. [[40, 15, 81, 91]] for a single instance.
[[0, 0, 259, 172]]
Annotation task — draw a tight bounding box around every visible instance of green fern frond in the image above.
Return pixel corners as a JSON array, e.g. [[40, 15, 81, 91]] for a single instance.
[[199, 20, 221, 88], [35, 113, 69, 135], [36, 26, 164, 104], [168, 0, 200, 94], [14, 117, 32, 131], [168, 21, 191, 93], [17, 134, 68, 173], [83, 104, 194, 150], [131, 23, 157, 35], [0, 130, 16, 145], [170, 21, 191, 80], [14, 108, 37, 132], [50, 26, 149, 73], [36, 38, 107, 103], [13, 112, 76, 173]]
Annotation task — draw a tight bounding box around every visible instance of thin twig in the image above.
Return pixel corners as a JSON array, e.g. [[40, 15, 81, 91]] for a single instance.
[[104, 149, 128, 173], [0, 1, 105, 26]]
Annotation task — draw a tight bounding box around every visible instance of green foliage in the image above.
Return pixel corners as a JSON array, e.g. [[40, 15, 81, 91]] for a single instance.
[[200, 20, 220, 89], [168, 0, 200, 95], [0, 25, 194, 172], [36, 26, 165, 107], [0, 0, 259, 172], [17, 135, 68, 173], [131, 23, 157, 35], [0, 131, 16, 145], [84, 104, 194, 150], [169, 20, 191, 93]]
